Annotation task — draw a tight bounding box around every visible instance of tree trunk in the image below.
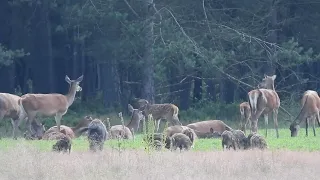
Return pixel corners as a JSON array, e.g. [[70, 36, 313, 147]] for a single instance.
[[141, 0, 155, 104], [265, 0, 278, 75]]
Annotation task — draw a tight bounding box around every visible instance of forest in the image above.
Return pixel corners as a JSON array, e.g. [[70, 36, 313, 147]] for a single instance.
[[1, 0, 320, 124]]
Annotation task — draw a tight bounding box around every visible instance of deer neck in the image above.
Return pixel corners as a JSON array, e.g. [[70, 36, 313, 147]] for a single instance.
[[126, 114, 139, 131], [65, 84, 78, 107]]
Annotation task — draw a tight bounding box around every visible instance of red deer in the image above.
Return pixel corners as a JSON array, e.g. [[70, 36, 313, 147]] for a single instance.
[[289, 90, 320, 137], [186, 120, 233, 137], [239, 102, 251, 134], [18, 75, 83, 138], [137, 99, 181, 132], [0, 93, 30, 139], [248, 74, 280, 138], [109, 104, 145, 140]]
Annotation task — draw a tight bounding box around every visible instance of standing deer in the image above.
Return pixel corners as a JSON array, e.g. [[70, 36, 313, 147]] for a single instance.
[[18, 75, 83, 138], [248, 74, 280, 138], [137, 99, 181, 132], [289, 90, 320, 137], [0, 93, 30, 139], [109, 104, 145, 140], [239, 102, 251, 134]]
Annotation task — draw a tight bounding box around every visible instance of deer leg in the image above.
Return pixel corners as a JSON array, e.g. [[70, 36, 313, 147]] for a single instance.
[[264, 114, 268, 137], [55, 113, 63, 132], [273, 109, 279, 138], [155, 119, 161, 132], [312, 116, 316, 137], [26, 113, 36, 137], [11, 119, 19, 140], [305, 117, 309, 137], [251, 120, 258, 133]]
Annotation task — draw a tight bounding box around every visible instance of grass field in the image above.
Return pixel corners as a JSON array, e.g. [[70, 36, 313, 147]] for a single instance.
[[1, 128, 320, 152], [0, 128, 319, 179]]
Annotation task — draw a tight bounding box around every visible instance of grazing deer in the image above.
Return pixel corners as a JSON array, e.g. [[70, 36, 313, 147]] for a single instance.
[[170, 133, 192, 152], [248, 74, 280, 138], [221, 130, 236, 151], [289, 90, 320, 137], [186, 120, 233, 136], [137, 99, 182, 132], [18, 75, 83, 138], [52, 134, 72, 154], [239, 102, 251, 134], [109, 104, 145, 140], [0, 93, 29, 139]]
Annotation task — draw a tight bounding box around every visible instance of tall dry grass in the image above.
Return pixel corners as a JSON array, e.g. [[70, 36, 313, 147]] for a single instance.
[[0, 143, 318, 180]]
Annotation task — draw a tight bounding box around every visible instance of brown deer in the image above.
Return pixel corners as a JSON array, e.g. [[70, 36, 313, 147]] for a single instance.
[[248, 74, 280, 138], [289, 90, 320, 137], [0, 93, 29, 139], [239, 102, 251, 134], [186, 120, 233, 136], [109, 104, 145, 140], [137, 99, 181, 132], [18, 75, 83, 138], [164, 125, 192, 137]]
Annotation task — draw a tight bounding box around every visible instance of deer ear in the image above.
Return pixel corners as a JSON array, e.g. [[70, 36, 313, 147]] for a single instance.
[[264, 74, 268, 78], [271, 75, 276, 80], [76, 75, 84, 82], [128, 104, 134, 114], [65, 75, 71, 84]]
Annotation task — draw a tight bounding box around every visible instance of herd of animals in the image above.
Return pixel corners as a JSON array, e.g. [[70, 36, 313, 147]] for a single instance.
[[0, 73, 319, 153]]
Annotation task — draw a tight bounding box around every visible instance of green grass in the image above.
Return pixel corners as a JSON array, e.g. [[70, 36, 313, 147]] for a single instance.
[[1, 128, 320, 152]]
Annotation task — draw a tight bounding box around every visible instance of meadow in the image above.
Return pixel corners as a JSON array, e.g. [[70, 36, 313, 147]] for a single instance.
[[0, 128, 319, 180]]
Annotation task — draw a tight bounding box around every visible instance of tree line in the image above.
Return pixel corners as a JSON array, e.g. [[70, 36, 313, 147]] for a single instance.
[[0, 0, 320, 114]]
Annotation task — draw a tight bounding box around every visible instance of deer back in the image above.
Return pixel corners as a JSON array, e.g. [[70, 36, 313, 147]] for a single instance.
[[187, 120, 233, 135], [43, 125, 75, 139], [110, 125, 133, 139], [144, 103, 177, 119], [20, 94, 68, 115], [239, 102, 251, 119]]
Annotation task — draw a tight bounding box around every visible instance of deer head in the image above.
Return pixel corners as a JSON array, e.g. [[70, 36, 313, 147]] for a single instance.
[[258, 74, 276, 90], [31, 121, 46, 139], [289, 122, 300, 137], [65, 75, 83, 92], [127, 104, 145, 132], [137, 99, 149, 111]]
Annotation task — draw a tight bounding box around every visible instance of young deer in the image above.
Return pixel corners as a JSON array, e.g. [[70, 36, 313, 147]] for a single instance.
[[239, 102, 251, 134], [137, 99, 181, 132], [19, 75, 83, 138], [248, 74, 280, 138], [109, 104, 145, 139], [289, 90, 320, 137]]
